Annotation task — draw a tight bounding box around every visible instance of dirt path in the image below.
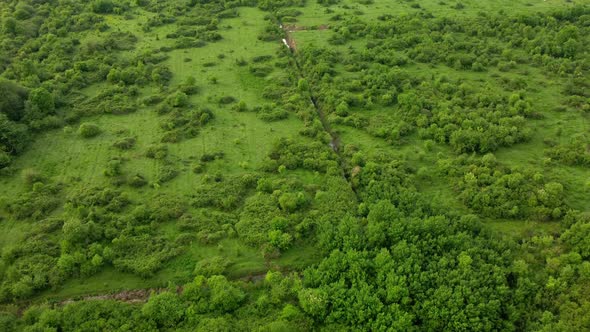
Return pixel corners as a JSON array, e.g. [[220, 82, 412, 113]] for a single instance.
[[278, 19, 358, 196], [8, 271, 272, 316], [54, 272, 270, 307], [58, 287, 171, 306]]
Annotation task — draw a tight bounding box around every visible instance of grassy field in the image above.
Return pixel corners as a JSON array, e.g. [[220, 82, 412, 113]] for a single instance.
[[0, 4, 331, 302]]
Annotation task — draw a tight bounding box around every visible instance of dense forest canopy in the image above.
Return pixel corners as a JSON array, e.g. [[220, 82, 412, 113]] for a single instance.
[[0, 0, 589, 330]]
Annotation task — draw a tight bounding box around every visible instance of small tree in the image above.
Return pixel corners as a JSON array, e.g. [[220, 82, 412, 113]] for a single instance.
[[141, 292, 184, 328], [26, 88, 55, 117], [0, 151, 11, 169]]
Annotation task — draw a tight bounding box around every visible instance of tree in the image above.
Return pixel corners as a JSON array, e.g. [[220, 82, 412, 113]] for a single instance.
[[278, 192, 307, 212], [0, 150, 11, 169], [561, 216, 590, 259], [26, 88, 55, 119], [0, 114, 30, 154], [208, 275, 246, 312], [167, 91, 188, 107], [142, 292, 185, 328], [92, 0, 115, 14], [0, 81, 27, 121], [268, 230, 293, 250], [298, 288, 329, 320], [298, 78, 309, 92]]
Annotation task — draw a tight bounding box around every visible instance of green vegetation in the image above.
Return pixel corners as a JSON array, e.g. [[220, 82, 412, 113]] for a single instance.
[[0, 0, 589, 330]]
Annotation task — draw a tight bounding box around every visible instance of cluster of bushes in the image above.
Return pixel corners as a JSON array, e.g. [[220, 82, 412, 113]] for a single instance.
[[191, 173, 257, 211], [295, 5, 590, 155], [438, 154, 565, 220], [0, 186, 196, 300], [145, 80, 215, 144], [263, 138, 339, 173], [299, 49, 536, 153], [0, 81, 49, 169], [236, 177, 312, 251], [178, 210, 237, 245], [4, 182, 62, 221], [5, 273, 310, 331], [324, 6, 590, 74], [546, 134, 590, 167], [0, 0, 190, 170]]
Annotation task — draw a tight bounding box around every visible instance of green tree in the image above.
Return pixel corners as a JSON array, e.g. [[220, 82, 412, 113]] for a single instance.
[[0, 114, 30, 154], [142, 292, 185, 328], [0, 150, 11, 169], [208, 275, 246, 312], [0, 80, 28, 121], [26, 88, 55, 119], [298, 288, 329, 320]]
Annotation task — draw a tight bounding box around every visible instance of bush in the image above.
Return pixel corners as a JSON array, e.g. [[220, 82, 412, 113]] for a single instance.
[[113, 137, 136, 150], [249, 65, 273, 77], [155, 164, 178, 184], [256, 106, 288, 122], [200, 151, 224, 162], [218, 96, 237, 104], [207, 275, 246, 313], [193, 256, 229, 277], [145, 144, 168, 159], [78, 123, 101, 138], [167, 91, 189, 108], [103, 159, 122, 177], [129, 174, 148, 187], [278, 192, 306, 212]]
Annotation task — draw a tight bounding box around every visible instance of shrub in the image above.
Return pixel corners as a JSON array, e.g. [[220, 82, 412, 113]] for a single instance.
[[145, 144, 168, 159], [249, 65, 273, 77], [129, 174, 148, 187], [103, 159, 122, 177], [218, 96, 237, 104], [200, 151, 224, 162], [155, 164, 178, 184], [193, 256, 229, 277], [78, 123, 101, 138], [256, 106, 288, 122], [167, 91, 188, 108], [113, 137, 136, 150], [278, 192, 308, 212]]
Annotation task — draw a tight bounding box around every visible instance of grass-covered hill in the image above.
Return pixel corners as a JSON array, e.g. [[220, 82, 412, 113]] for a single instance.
[[0, 0, 589, 330]]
